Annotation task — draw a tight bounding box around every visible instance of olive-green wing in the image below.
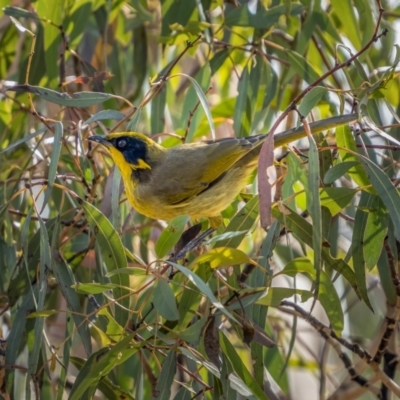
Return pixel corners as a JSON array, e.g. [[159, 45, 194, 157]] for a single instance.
[[153, 138, 258, 205]]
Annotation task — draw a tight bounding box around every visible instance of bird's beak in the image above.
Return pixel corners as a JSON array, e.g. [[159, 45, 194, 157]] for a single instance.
[[88, 135, 112, 147]]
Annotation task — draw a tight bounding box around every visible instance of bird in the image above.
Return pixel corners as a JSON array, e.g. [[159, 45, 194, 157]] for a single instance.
[[88, 114, 357, 227]]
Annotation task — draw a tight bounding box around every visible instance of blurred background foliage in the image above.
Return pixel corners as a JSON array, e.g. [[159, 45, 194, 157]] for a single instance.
[[1, 0, 400, 399]]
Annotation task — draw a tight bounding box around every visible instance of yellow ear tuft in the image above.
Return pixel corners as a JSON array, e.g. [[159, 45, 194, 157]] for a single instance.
[[136, 158, 151, 170]]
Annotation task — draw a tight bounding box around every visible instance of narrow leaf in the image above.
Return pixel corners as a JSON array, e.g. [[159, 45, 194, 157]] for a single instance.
[[69, 334, 138, 400], [83, 110, 126, 125], [79, 199, 130, 326], [279, 258, 344, 333], [256, 288, 313, 307], [272, 204, 360, 297], [167, 262, 237, 323], [153, 279, 179, 321], [155, 216, 190, 258], [153, 350, 176, 400], [41, 122, 63, 210], [356, 154, 400, 242], [320, 187, 357, 216], [219, 332, 269, 400], [364, 196, 388, 270], [214, 195, 259, 248], [336, 125, 370, 188], [170, 73, 215, 139], [7, 85, 115, 107], [323, 161, 360, 184], [191, 247, 253, 269]]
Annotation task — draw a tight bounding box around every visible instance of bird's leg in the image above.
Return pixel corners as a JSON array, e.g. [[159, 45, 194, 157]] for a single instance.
[[173, 223, 203, 257], [168, 227, 215, 275]]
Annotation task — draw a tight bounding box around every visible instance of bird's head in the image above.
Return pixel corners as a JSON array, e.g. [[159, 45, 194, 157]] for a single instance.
[[88, 132, 157, 171]]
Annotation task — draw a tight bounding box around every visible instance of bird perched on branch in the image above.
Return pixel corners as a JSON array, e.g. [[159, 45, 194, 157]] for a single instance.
[[88, 114, 357, 227]]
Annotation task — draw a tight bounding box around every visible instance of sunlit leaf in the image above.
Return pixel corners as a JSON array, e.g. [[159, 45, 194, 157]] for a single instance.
[[320, 187, 357, 216], [191, 247, 252, 269]]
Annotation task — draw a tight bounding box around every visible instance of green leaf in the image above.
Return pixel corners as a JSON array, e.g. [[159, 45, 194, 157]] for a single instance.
[[278, 258, 344, 333], [0, 126, 47, 155], [72, 283, 119, 294], [27, 309, 59, 318], [233, 65, 251, 137], [83, 110, 126, 125], [168, 262, 237, 323], [153, 279, 179, 321], [155, 215, 190, 258], [150, 84, 167, 133], [364, 196, 388, 270], [161, 0, 196, 37], [256, 288, 313, 307], [8, 218, 56, 307], [319, 187, 357, 216], [175, 70, 215, 140], [173, 387, 192, 400], [298, 87, 327, 117], [377, 249, 397, 306], [69, 356, 135, 400], [78, 198, 130, 326], [272, 204, 360, 298], [64, 0, 93, 47], [356, 154, 400, 242], [219, 332, 269, 400], [41, 121, 63, 210], [336, 125, 370, 188], [331, 0, 361, 49], [210, 49, 230, 74], [205, 230, 247, 245], [225, 3, 303, 28], [286, 50, 320, 84], [3, 6, 38, 19], [153, 350, 176, 400], [28, 216, 51, 382], [7, 85, 116, 107], [56, 317, 74, 400], [69, 334, 138, 400], [5, 288, 38, 394], [227, 290, 268, 311], [177, 265, 210, 328], [177, 316, 207, 342], [214, 195, 259, 248], [105, 267, 147, 277], [36, 0, 62, 85], [323, 161, 360, 184], [132, 24, 148, 101], [52, 218, 92, 356], [305, 127, 322, 300], [98, 308, 125, 339], [352, 192, 374, 310], [191, 247, 253, 269]]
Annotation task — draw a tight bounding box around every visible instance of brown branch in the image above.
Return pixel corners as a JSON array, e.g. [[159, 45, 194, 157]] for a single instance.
[[279, 300, 400, 397], [372, 237, 400, 400]]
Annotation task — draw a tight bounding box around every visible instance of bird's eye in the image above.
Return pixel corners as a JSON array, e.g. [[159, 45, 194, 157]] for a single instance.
[[118, 139, 127, 148]]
